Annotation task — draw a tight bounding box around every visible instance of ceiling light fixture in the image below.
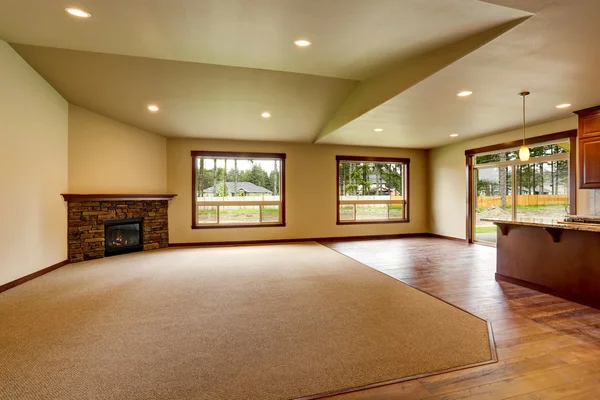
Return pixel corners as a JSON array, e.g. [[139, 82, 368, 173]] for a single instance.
[[147, 105, 159, 112], [294, 39, 312, 47], [457, 90, 473, 97], [373, 128, 383, 132], [518, 91, 530, 162], [261, 112, 271, 118], [555, 103, 571, 109], [450, 133, 459, 137], [65, 8, 91, 18]]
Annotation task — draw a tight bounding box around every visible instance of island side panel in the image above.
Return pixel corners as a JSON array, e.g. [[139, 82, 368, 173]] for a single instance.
[[496, 224, 600, 308]]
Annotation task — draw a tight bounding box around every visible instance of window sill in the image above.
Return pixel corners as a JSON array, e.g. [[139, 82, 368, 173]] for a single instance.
[[192, 223, 286, 229], [337, 220, 410, 225]]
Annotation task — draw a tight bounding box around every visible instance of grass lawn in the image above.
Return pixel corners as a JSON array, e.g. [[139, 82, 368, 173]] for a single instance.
[[475, 226, 498, 233], [515, 204, 567, 211], [198, 207, 278, 215], [477, 204, 567, 212]]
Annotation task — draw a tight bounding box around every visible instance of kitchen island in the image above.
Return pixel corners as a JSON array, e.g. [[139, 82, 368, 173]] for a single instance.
[[482, 218, 600, 309]]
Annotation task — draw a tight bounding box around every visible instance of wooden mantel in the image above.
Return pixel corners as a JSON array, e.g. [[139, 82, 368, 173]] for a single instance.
[[61, 194, 177, 201]]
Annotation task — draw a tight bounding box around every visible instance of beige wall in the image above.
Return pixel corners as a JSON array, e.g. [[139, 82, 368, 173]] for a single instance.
[[429, 116, 583, 239], [167, 139, 428, 244], [69, 105, 167, 193], [0, 41, 68, 286]]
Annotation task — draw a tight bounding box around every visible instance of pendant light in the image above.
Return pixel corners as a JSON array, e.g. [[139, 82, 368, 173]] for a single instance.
[[518, 91, 530, 162]]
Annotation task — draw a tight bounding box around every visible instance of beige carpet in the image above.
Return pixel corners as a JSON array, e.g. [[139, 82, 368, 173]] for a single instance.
[[0, 242, 493, 400]]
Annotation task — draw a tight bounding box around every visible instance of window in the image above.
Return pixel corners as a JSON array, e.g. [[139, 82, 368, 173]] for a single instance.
[[468, 134, 576, 244], [192, 151, 285, 228], [336, 156, 409, 224]]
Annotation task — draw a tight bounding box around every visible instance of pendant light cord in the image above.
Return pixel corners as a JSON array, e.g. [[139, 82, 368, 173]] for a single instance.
[[522, 94, 526, 145]]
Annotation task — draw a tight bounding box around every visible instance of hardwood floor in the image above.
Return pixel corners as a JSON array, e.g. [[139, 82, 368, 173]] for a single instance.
[[318, 237, 600, 400]]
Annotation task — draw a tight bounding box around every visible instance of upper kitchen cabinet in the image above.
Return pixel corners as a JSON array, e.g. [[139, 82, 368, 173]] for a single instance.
[[575, 106, 600, 189]]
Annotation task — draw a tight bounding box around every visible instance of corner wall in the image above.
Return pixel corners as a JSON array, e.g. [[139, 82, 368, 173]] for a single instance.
[[167, 139, 429, 244], [0, 41, 68, 286], [429, 117, 582, 240], [68, 105, 167, 193]]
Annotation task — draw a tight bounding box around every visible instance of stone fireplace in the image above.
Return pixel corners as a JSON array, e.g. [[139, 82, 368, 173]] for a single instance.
[[62, 194, 176, 263]]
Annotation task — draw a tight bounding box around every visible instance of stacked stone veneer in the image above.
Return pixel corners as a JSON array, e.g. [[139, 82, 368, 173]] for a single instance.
[[67, 200, 169, 263]]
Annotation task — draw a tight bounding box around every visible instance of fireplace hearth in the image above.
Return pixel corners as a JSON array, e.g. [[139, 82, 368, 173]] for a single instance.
[[104, 218, 144, 257]]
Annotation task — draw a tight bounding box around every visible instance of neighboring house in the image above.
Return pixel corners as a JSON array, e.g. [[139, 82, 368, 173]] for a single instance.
[[202, 182, 273, 197], [352, 174, 393, 195]]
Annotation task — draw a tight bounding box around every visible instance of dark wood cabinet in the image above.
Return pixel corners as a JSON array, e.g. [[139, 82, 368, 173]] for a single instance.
[[575, 106, 600, 188], [580, 136, 600, 188]]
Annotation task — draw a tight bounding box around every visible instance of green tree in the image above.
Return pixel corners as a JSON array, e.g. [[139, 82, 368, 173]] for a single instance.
[[268, 167, 280, 195], [339, 162, 351, 196], [215, 182, 230, 197], [350, 163, 372, 195], [499, 153, 508, 209], [477, 178, 499, 196], [197, 160, 217, 197], [233, 160, 238, 196], [344, 183, 359, 195], [373, 163, 384, 195], [239, 164, 269, 188], [382, 163, 403, 195]]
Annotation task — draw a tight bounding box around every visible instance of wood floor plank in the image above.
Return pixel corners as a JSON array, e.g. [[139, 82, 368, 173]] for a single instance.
[[418, 353, 567, 395], [326, 381, 431, 400], [318, 238, 600, 400], [552, 343, 600, 364], [493, 324, 556, 342], [495, 331, 562, 349], [419, 362, 600, 400], [504, 377, 600, 400], [496, 336, 586, 360]]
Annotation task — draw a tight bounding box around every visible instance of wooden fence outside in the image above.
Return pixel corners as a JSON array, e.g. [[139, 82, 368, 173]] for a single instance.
[[477, 194, 568, 208]]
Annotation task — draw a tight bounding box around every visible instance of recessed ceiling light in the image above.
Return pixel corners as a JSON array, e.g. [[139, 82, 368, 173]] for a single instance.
[[457, 91, 473, 97], [555, 103, 571, 109], [261, 112, 271, 118], [450, 133, 459, 137], [373, 128, 384, 132], [65, 8, 91, 18], [147, 105, 159, 112], [294, 40, 312, 47]]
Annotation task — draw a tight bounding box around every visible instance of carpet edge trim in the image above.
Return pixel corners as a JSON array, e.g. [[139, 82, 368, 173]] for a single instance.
[[291, 243, 499, 400], [293, 320, 498, 400]]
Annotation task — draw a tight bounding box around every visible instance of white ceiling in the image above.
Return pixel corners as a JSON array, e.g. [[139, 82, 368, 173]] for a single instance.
[[10, 45, 356, 142], [0, 0, 529, 80], [319, 0, 600, 148], [1, 0, 598, 148]]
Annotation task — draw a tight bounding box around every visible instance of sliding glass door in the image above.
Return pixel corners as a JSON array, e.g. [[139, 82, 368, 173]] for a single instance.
[[471, 141, 571, 245], [515, 159, 569, 220], [474, 166, 512, 243]]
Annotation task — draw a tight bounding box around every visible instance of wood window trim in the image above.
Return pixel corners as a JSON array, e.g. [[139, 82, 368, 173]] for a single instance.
[[569, 135, 577, 209], [336, 155, 410, 225], [466, 155, 474, 243], [191, 151, 286, 229], [464, 130, 577, 156], [465, 131, 577, 243]]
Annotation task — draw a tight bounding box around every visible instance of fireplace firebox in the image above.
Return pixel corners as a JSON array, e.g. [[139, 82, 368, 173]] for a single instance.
[[104, 218, 144, 257]]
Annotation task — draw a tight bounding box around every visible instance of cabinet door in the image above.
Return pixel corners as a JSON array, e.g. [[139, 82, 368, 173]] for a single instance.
[[579, 112, 600, 138], [580, 136, 600, 188]]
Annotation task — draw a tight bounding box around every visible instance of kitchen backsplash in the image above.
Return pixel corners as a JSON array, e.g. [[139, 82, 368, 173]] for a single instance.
[[587, 190, 600, 216]]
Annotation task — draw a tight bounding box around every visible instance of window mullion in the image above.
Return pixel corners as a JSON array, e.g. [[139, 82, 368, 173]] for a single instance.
[[512, 165, 517, 221]]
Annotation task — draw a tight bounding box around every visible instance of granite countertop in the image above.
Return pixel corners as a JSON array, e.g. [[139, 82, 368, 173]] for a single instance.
[[481, 217, 600, 233]]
